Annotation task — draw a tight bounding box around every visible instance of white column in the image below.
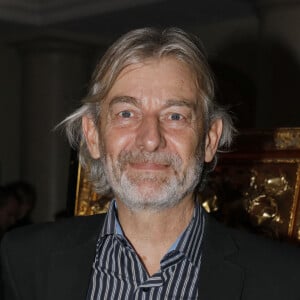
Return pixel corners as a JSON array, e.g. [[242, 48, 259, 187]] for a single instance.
[[19, 39, 92, 222]]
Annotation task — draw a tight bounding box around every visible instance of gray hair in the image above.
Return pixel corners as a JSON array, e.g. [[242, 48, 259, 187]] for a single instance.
[[62, 27, 235, 194]]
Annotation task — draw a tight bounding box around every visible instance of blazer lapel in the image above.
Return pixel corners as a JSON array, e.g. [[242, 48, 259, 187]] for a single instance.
[[45, 215, 105, 300], [46, 238, 96, 300], [198, 216, 244, 300]]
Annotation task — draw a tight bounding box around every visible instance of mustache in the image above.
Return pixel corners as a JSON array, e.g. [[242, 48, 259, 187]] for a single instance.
[[117, 150, 182, 169]]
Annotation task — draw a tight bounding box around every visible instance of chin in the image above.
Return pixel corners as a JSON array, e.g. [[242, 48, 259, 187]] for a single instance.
[[122, 197, 179, 212], [108, 160, 203, 212], [114, 183, 185, 212]]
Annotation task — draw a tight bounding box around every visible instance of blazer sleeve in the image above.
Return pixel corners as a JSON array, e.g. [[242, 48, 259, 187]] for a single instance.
[[1, 234, 21, 300]]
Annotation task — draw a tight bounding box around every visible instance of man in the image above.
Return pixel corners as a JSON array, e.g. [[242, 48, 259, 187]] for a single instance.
[[5, 181, 36, 228], [1, 28, 300, 300], [0, 186, 20, 239]]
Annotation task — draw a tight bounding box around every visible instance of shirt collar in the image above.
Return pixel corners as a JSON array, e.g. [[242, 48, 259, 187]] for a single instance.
[[99, 199, 118, 238], [100, 198, 205, 267], [174, 202, 206, 267]]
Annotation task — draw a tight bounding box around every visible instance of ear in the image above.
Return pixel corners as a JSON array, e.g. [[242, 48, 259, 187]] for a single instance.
[[204, 119, 223, 163], [82, 115, 100, 159]]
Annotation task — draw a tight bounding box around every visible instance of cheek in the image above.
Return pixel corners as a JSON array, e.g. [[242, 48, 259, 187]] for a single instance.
[[167, 130, 199, 161], [103, 127, 135, 158]]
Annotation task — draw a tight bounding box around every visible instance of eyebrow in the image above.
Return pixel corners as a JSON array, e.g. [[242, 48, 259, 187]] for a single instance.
[[108, 96, 196, 110], [163, 99, 196, 110], [108, 96, 139, 108]]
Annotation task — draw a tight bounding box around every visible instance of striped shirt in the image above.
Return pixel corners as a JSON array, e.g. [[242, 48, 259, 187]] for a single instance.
[[86, 200, 205, 299]]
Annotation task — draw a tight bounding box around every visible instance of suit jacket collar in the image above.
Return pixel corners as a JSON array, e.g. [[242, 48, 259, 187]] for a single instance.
[[198, 214, 244, 300], [46, 214, 105, 300]]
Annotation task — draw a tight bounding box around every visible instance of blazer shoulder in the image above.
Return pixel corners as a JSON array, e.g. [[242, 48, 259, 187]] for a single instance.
[[200, 215, 300, 300], [208, 214, 299, 252], [1, 214, 106, 255], [1, 215, 106, 300], [205, 214, 300, 272]]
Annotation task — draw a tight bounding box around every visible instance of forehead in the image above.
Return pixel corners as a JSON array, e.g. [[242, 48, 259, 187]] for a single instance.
[[104, 57, 199, 105]]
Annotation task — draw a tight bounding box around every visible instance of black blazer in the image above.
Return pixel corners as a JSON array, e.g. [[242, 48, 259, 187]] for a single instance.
[[1, 213, 300, 300]]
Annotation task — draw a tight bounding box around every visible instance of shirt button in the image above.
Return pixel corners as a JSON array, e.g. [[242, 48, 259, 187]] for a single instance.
[[142, 288, 149, 292]]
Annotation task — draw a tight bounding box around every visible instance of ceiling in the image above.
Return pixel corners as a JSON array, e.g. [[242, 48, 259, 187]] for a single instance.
[[0, 0, 256, 43]]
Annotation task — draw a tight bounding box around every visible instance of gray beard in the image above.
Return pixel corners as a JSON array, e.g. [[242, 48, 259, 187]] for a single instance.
[[102, 150, 204, 212]]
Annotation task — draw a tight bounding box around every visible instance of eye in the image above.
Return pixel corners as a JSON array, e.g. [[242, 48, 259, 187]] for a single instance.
[[118, 110, 133, 118], [169, 113, 183, 121]]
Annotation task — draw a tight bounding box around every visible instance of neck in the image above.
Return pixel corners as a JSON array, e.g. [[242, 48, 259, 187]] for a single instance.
[[115, 194, 195, 275]]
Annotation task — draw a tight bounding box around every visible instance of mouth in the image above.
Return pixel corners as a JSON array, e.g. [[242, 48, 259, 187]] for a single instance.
[[129, 162, 170, 171]]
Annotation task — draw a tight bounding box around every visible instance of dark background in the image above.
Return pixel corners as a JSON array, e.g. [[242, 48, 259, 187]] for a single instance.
[[0, 0, 299, 222]]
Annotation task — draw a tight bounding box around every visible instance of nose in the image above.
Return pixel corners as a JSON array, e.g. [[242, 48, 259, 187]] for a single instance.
[[135, 116, 166, 152]]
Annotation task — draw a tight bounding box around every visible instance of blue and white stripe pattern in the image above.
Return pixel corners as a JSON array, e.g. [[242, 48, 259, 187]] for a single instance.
[[86, 200, 205, 299]]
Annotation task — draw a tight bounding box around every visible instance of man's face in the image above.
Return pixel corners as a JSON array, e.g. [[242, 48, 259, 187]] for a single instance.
[[84, 57, 221, 211], [0, 197, 19, 231]]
